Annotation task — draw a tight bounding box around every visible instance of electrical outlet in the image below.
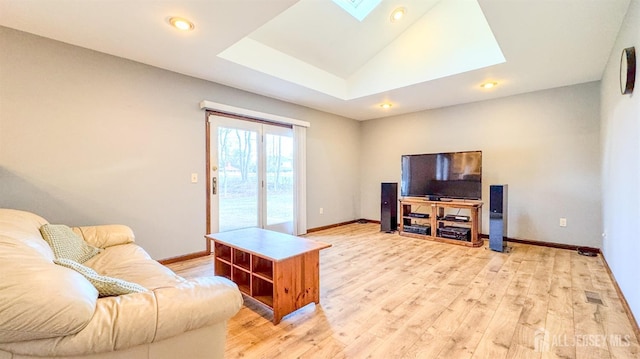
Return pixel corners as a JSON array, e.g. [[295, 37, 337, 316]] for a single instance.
[[559, 218, 567, 227], [319, 208, 324, 215], [191, 173, 198, 183]]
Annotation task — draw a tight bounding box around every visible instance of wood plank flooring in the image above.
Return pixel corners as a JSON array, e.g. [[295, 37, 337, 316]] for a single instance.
[[166, 223, 639, 359]]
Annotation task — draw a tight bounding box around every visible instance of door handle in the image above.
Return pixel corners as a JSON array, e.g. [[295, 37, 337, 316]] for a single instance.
[[212, 177, 217, 195]]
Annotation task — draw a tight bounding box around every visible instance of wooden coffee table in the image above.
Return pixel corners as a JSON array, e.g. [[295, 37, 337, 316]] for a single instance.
[[206, 228, 331, 324]]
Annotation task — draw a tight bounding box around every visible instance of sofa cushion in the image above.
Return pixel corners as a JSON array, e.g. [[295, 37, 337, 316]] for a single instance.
[[40, 224, 101, 263], [54, 258, 147, 297], [72, 225, 136, 248], [85, 243, 185, 290]]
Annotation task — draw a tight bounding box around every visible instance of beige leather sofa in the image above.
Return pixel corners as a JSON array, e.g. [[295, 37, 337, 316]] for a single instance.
[[0, 209, 243, 359]]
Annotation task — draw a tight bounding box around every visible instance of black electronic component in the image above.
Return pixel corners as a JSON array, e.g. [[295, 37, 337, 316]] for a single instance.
[[381, 183, 398, 232], [404, 224, 431, 235], [438, 226, 470, 241]]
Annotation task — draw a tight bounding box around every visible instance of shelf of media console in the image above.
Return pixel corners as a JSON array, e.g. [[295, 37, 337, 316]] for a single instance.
[[437, 218, 471, 224], [406, 216, 471, 223], [405, 213, 430, 219]]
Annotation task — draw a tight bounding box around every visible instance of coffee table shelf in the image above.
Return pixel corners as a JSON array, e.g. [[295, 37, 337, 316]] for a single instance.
[[215, 259, 231, 280], [252, 257, 273, 280], [207, 228, 331, 324], [252, 277, 274, 307], [214, 242, 231, 262]]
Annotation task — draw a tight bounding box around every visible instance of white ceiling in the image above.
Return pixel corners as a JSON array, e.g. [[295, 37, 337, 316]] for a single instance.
[[0, 0, 631, 120]]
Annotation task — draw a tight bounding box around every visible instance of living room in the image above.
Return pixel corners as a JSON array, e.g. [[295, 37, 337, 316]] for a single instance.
[[1, 0, 639, 358]]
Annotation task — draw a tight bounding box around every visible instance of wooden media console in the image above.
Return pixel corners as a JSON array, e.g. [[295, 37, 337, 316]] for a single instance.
[[399, 198, 483, 247]]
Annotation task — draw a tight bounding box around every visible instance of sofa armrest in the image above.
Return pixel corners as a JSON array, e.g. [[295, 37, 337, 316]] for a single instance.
[[0, 277, 242, 357], [72, 225, 135, 248], [0, 291, 158, 357], [153, 276, 243, 341], [0, 249, 97, 344]]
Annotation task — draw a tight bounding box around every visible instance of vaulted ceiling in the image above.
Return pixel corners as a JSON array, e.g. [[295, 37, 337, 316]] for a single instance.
[[0, 0, 631, 120]]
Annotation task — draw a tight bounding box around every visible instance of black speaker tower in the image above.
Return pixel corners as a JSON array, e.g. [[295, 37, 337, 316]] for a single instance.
[[489, 184, 508, 252], [381, 183, 398, 233]]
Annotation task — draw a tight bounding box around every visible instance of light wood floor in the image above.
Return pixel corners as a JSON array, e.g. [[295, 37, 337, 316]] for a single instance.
[[167, 223, 639, 358]]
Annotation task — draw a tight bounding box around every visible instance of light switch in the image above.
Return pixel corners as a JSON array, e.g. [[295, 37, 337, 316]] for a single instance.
[[191, 173, 198, 183]]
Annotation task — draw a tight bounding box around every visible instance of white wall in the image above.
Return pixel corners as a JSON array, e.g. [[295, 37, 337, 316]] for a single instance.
[[0, 27, 360, 259], [600, 0, 640, 323], [360, 83, 602, 247]]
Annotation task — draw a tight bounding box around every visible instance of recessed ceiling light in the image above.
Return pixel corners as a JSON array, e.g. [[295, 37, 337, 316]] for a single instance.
[[390, 7, 407, 22], [380, 103, 393, 109], [169, 17, 195, 31], [480, 82, 498, 89]]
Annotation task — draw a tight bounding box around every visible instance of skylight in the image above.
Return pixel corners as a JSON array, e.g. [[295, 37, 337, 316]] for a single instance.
[[332, 0, 381, 21]]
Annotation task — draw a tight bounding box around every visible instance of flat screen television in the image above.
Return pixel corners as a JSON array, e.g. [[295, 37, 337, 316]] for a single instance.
[[401, 151, 482, 200]]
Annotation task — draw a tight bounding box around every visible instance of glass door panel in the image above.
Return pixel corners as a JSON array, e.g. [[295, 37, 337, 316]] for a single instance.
[[215, 120, 260, 232], [264, 128, 294, 233]]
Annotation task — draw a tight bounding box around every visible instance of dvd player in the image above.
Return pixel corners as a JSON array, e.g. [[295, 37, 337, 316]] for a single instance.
[[408, 213, 429, 218], [443, 214, 470, 222], [404, 224, 431, 235]]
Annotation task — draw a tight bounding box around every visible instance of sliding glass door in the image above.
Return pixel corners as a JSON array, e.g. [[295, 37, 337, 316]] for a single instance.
[[209, 115, 294, 234]]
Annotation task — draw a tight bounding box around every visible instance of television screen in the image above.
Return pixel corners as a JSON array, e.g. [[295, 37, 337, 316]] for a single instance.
[[401, 151, 482, 200]]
